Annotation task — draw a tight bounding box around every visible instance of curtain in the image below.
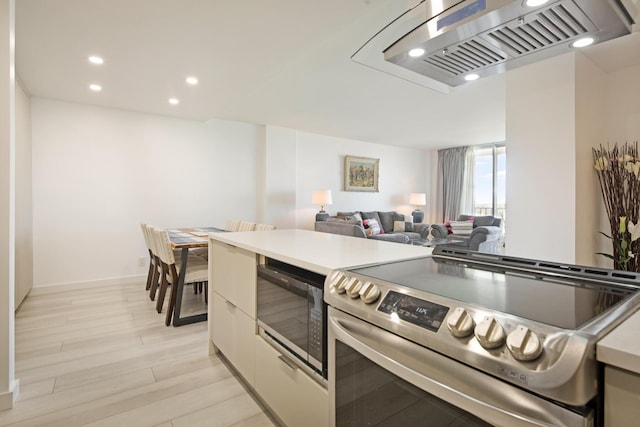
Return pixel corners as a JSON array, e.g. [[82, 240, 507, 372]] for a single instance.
[[436, 146, 469, 222], [460, 148, 475, 215]]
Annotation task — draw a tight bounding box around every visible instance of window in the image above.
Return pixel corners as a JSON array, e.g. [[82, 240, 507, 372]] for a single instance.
[[473, 144, 506, 221]]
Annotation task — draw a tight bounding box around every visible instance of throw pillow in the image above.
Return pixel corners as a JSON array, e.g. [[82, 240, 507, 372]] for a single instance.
[[393, 221, 414, 232], [449, 220, 474, 235], [349, 212, 363, 223], [378, 211, 396, 233], [361, 212, 384, 234], [362, 218, 382, 236], [337, 211, 356, 219]]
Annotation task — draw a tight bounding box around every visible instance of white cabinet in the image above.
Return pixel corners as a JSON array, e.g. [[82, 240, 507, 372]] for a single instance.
[[211, 293, 256, 384], [209, 240, 257, 317], [208, 240, 258, 384], [254, 336, 328, 427], [604, 365, 640, 426]]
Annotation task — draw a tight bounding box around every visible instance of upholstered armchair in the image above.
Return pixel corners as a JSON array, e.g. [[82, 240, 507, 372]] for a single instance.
[[430, 215, 503, 253]]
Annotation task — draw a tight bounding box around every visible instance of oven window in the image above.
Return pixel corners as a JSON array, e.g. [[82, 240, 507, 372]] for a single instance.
[[335, 341, 492, 426]]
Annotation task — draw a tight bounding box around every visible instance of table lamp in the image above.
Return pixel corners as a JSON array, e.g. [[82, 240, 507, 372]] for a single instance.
[[312, 189, 332, 221], [409, 193, 426, 223]]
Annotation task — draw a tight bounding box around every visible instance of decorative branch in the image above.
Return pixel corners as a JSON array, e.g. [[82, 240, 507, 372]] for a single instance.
[[593, 141, 640, 271]]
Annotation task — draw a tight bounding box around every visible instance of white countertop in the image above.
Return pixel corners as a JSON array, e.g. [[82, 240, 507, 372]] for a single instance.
[[209, 228, 431, 275], [597, 308, 640, 374]]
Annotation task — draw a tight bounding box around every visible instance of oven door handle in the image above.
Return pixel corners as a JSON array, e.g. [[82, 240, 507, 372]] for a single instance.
[[328, 309, 591, 427]]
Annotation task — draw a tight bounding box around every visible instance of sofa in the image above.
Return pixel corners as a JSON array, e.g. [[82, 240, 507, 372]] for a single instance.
[[430, 214, 503, 253], [314, 210, 429, 244]]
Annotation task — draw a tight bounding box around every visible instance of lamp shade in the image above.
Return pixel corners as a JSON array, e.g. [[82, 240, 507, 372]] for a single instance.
[[409, 193, 426, 206], [312, 189, 332, 206]]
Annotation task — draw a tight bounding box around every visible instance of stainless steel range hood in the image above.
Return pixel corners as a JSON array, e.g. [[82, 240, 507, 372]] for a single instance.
[[353, 0, 637, 89]]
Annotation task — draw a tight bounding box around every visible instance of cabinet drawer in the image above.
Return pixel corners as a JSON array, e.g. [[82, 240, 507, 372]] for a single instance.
[[254, 336, 328, 427], [605, 365, 640, 427], [209, 241, 257, 317], [211, 292, 256, 385]]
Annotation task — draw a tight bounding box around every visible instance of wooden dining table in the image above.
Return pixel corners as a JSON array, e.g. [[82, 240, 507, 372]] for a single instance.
[[167, 227, 226, 326]]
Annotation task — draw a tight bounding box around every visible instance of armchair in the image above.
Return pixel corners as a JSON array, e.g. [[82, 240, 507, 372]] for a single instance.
[[431, 215, 503, 253]]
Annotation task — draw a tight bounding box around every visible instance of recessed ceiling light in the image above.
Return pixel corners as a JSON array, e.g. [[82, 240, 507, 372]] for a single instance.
[[186, 76, 198, 85], [572, 37, 595, 48], [464, 74, 480, 81], [524, 0, 549, 7], [408, 48, 426, 58], [88, 56, 104, 65], [169, 98, 179, 105], [89, 84, 102, 92]]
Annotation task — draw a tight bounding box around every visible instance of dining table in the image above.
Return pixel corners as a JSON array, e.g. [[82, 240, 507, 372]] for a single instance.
[[167, 227, 226, 326]]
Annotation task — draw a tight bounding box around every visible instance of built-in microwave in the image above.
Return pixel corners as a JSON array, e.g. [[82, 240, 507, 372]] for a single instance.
[[257, 258, 327, 380]]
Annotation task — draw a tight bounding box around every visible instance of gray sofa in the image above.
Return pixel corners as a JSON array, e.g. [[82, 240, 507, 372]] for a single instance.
[[430, 214, 503, 253], [314, 210, 429, 244]]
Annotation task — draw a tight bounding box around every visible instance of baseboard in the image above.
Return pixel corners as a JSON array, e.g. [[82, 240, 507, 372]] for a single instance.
[[0, 379, 20, 411], [30, 275, 146, 295]]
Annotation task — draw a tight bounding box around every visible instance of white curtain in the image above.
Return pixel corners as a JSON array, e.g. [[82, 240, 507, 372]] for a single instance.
[[436, 146, 470, 222], [460, 148, 475, 215]]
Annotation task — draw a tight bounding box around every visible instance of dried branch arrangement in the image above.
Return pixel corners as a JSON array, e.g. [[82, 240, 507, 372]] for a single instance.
[[593, 141, 640, 271]]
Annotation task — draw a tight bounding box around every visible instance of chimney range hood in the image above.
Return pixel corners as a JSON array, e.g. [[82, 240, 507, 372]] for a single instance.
[[353, 0, 637, 89]]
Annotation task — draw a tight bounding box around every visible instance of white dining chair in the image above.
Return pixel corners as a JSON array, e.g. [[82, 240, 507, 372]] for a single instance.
[[237, 221, 256, 231], [140, 223, 157, 292], [152, 227, 209, 326], [225, 219, 241, 231]]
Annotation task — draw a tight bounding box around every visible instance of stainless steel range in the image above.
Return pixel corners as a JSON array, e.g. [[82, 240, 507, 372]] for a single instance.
[[325, 247, 640, 427]]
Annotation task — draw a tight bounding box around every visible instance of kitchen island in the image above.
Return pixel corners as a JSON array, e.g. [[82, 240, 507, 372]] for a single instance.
[[597, 309, 640, 427], [207, 229, 430, 427]]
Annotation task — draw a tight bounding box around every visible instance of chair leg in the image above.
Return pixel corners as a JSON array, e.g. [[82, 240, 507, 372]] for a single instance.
[[156, 263, 170, 313], [149, 255, 162, 301], [145, 250, 154, 291], [204, 281, 208, 304], [165, 265, 180, 326]]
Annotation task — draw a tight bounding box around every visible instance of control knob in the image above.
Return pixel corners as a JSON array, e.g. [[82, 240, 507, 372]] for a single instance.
[[507, 325, 543, 361], [446, 307, 475, 337], [345, 279, 363, 299], [333, 275, 350, 294], [358, 282, 381, 304], [474, 316, 506, 349]]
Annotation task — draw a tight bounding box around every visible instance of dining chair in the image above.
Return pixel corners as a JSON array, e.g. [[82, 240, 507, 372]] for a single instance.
[[255, 223, 276, 231], [152, 227, 208, 326], [225, 219, 241, 231], [140, 223, 157, 292], [237, 221, 256, 231]]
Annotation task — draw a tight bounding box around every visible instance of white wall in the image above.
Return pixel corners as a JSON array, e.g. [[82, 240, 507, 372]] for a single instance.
[[605, 63, 640, 142], [505, 53, 577, 263], [15, 81, 32, 307], [259, 126, 298, 229], [575, 53, 606, 267], [0, 0, 17, 410], [30, 99, 432, 287], [31, 98, 258, 287], [295, 132, 430, 230]]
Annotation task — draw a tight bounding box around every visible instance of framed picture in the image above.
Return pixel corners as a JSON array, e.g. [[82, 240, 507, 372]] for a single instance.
[[345, 155, 379, 192]]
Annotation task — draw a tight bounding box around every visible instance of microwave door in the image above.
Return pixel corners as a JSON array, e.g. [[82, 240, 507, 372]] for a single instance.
[[308, 286, 324, 371]]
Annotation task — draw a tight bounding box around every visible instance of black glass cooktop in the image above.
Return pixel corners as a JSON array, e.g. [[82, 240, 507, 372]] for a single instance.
[[350, 257, 638, 330]]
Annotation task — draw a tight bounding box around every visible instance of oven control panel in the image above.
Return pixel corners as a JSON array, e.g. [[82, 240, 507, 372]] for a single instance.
[[377, 291, 449, 332]]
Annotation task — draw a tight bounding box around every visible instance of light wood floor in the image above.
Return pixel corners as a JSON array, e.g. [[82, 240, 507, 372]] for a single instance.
[[2, 280, 276, 427]]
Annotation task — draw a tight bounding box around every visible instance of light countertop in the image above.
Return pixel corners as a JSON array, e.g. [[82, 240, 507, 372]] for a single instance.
[[208, 228, 431, 275], [597, 308, 640, 374]]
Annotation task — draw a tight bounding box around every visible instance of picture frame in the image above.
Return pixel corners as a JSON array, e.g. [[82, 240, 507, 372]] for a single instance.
[[344, 155, 379, 192]]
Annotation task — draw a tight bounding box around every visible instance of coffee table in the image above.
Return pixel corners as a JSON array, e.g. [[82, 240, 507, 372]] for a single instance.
[[411, 238, 464, 247]]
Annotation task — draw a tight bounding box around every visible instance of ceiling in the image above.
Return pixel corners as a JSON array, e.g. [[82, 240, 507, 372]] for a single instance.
[[14, 0, 640, 150]]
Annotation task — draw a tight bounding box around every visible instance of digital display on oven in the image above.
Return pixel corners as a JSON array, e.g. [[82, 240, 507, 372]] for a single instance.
[[378, 291, 449, 332]]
